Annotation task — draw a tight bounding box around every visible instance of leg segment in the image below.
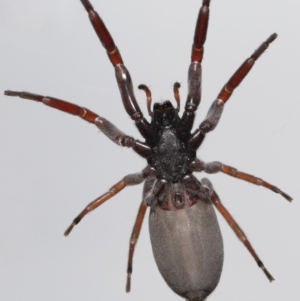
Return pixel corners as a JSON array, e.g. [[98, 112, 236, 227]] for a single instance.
[[217, 33, 277, 104], [191, 159, 292, 202], [188, 34, 277, 150], [4, 90, 151, 158], [221, 164, 292, 202], [178, 0, 210, 140], [126, 178, 155, 292], [79, 0, 154, 141], [80, 0, 122, 66], [126, 201, 147, 293], [201, 178, 274, 282], [191, 0, 210, 63], [64, 166, 155, 236]]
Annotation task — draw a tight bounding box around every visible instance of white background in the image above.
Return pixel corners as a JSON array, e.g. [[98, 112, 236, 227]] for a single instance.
[[0, 1, 299, 301]]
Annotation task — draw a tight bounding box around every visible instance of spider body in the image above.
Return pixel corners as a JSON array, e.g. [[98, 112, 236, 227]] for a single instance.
[[4, 0, 292, 300], [147, 102, 194, 184]]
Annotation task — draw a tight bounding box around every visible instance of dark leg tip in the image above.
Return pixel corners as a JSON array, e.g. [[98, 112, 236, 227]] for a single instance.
[[258, 260, 275, 282], [126, 274, 131, 293], [263, 268, 275, 283], [4, 90, 18, 96], [268, 33, 278, 44], [281, 191, 293, 202], [271, 186, 292, 202], [64, 223, 75, 236]]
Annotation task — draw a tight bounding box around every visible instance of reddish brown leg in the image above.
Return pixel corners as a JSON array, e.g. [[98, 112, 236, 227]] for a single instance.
[[179, 0, 210, 138], [191, 0, 210, 63], [80, 0, 123, 66], [79, 0, 154, 141], [5, 90, 99, 122], [126, 201, 147, 293], [188, 34, 277, 149], [221, 164, 292, 202], [211, 190, 274, 282], [217, 33, 277, 103], [191, 159, 292, 202], [64, 180, 126, 236], [64, 167, 154, 236], [4, 90, 151, 158]]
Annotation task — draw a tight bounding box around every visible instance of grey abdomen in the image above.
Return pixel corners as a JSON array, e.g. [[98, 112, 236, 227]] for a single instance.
[[149, 200, 223, 301]]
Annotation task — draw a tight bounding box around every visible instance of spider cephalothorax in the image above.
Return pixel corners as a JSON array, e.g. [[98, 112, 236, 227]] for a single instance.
[[145, 97, 191, 182]]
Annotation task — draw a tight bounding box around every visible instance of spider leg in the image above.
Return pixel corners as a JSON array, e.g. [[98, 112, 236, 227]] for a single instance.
[[192, 159, 292, 202], [191, 0, 210, 63], [201, 178, 275, 282], [64, 166, 155, 236], [126, 178, 155, 292], [126, 201, 148, 293], [79, 0, 154, 142], [188, 34, 277, 149], [178, 0, 210, 139], [220, 163, 292, 202], [4, 90, 151, 158], [126, 176, 181, 292]]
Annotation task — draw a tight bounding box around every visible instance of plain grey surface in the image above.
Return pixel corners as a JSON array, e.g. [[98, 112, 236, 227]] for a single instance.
[[0, 1, 299, 301], [149, 197, 223, 299]]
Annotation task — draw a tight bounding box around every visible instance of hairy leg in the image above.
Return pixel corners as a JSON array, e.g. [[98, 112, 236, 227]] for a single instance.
[[4, 90, 151, 158], [201, 178, 274, 282], [188, 34, 277, 150], [64, 166, 155, 236], [192, 159, 292, 202]]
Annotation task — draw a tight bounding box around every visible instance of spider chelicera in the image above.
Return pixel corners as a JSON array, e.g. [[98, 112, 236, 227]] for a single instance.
[[5, 0, 292, 300]]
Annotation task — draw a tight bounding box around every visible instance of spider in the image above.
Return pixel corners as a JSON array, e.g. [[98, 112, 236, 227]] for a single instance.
[[4, 0, 292, 300]]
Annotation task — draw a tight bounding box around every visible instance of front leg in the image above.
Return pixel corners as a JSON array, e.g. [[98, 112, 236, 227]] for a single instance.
[[191, 159, 292, 202], [79, 0, 154, 141], [188, 34, 277, 150], [4, 90, 151, 158], [178, 0, 210, 139]]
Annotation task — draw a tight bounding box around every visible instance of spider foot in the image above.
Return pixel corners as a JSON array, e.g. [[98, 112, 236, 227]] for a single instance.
[[257, 260, 275, 282], [64, 222, 76, 236], [126, 273, 132, 293], [276, 188, 293, 202]]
